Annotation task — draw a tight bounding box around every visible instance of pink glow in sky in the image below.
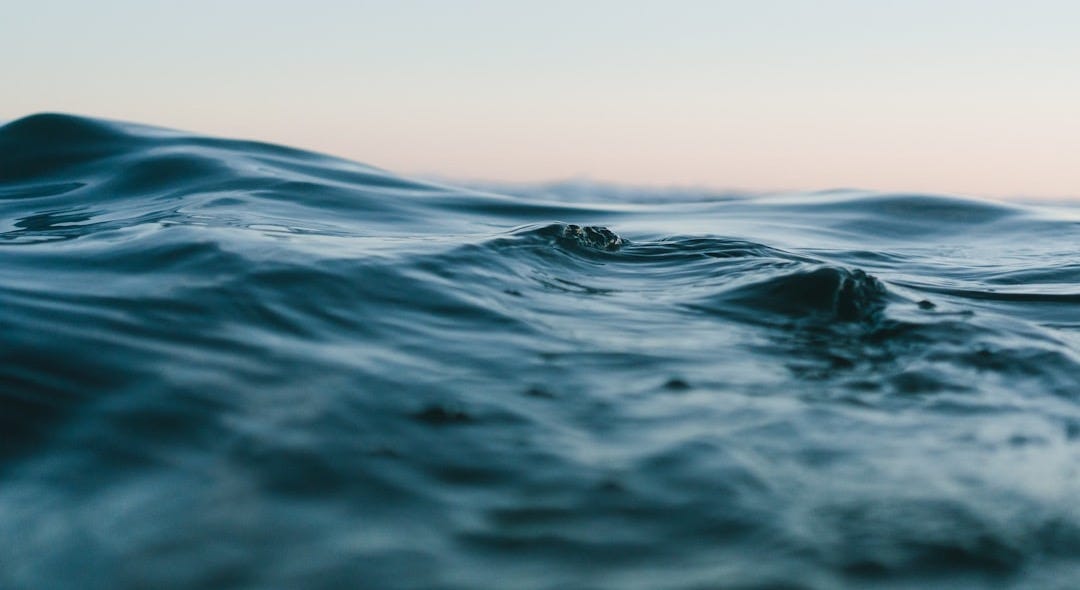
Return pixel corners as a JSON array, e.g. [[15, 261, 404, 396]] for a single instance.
[[4, 1, 1078, 199]]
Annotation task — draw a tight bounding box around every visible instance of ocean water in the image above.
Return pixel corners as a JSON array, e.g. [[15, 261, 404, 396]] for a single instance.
[[1, 113, 1078, 589]]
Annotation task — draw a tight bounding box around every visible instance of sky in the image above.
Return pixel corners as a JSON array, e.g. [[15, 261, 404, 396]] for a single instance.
[[3, 0, 1079, 199]]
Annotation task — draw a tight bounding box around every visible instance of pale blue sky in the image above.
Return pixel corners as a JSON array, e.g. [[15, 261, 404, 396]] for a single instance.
[[4, 1, 1079, 198]]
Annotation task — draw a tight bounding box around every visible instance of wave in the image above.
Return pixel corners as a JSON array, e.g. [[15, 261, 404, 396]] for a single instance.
[[1, 113, 1079, 589]]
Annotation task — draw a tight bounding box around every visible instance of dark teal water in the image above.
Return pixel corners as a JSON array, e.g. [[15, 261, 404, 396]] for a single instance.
[[1, 114, 1078, 589]]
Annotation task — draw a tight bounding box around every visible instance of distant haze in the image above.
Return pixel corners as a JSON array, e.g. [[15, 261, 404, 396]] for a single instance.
[[4, 0, 1078, 199]]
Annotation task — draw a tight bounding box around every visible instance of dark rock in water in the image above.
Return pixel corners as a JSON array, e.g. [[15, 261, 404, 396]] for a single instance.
[[918, 299, 937, 309]]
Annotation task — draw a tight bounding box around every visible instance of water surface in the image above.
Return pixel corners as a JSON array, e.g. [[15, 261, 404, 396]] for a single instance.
[[1, 114, 1078, 589]]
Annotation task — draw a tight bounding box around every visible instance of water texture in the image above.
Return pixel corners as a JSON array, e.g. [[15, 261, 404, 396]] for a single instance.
[[1, 114, 1078, 589]]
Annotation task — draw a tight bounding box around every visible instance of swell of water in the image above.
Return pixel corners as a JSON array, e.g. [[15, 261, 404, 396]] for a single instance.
[[2, 114, 1079, 589]]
